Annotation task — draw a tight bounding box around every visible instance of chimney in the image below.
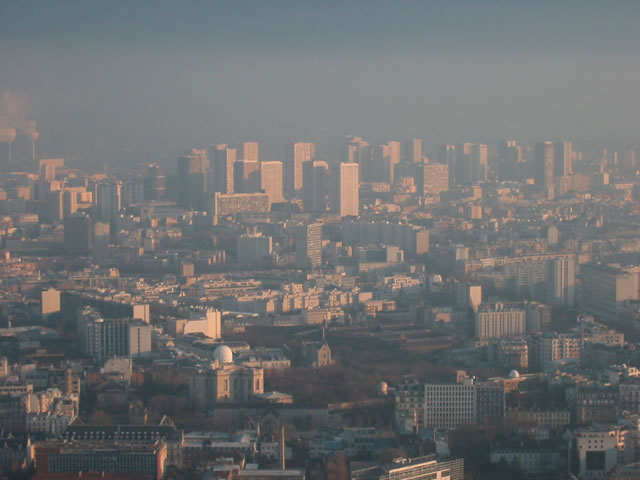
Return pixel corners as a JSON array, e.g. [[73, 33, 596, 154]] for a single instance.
[[280, 424, 286, 470]]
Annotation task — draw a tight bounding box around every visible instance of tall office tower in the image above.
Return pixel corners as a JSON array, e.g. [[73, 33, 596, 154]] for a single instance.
[[144, 164, 165, 201], [209, 144, 235, 195], [404, 138, 422, 163], [416, 162, 449, 196], [238, 141, 259, 163], [331, 162, 360, 217], [437, 144, 457, 180], [303, 160, 329, 213], [343, 135, 371, 165], [548, 257, 576, 307], [387, 141, 401, 184], [285, 141, 315, 197], [64, 212, 93, 254], [177, 148, 208, 209], [498, 140, 525, 180], [260, 161, 284, 205], [48, 190, 64, 222], [233, 159, 260, 193], [471, 143, 488, 182], [534, 141, 555, 191], [454, 142, 473, 185], [295, 223, 322, 269], [63, 190, 78, 218], [96, 181, 122, 222], [554, 140, 573, 177], [367, 145, 391, 183], [121, 179, 144, 207]]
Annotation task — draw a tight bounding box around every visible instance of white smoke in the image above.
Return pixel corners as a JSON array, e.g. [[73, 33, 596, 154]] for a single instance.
[[0, 90, 38, 143]]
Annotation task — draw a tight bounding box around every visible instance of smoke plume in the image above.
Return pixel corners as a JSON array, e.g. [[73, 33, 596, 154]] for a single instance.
[[0, 90, 38, 142]]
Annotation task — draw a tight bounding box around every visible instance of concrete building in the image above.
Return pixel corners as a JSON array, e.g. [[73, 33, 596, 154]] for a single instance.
[[33, 440, 167, 480], [41, 288, 61, 318], [351, 455, 464, 480], [331, 162, 359, 217], [260, 160, 284, 205], [237, 233, 273, 264], [64, 212, 93, 254], [77, 307, 152, 363], [211, 144, 235, 195], [416, 162, 449, 196], [476, 303, 526, 339], [211, 192, 270, 223], [579, 263, 639, 324], [548, 257, 576, 307], [295, 223, 322, 270], [302, 160, 328, 213], [285, 141, 315, 196]]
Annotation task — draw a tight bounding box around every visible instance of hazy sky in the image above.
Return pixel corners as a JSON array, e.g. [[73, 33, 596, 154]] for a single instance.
[[1, 1, 640, 163]]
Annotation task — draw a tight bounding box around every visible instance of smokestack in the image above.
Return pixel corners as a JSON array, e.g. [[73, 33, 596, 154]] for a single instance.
[[32, 139, 35, 163], [280, 424, 286, 470], [7, 140, 11, 168]]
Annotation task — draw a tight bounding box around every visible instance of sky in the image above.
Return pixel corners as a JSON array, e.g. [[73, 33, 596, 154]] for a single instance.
[[1, 1, 640, 164]]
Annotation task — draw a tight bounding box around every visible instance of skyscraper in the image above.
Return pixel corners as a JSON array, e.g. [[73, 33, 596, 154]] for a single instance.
[[238, 141, 259, 163], [144, 164, 165, 201], [404, 138, 422, 163], [343, 135, 370, 165], [387, 140, 401, 184], [302, 160, 328, 213], [295, 223, 322, 269], [64, 212, 93, 254], [96, 181, 122, 222], [534, 141, 555, 193], [548, 257, 576, 307], [331, 162, 359, 217], [210, 145, 235, 194], [471, 143, 488, 183], [454, 142, 473, 185], [234, 159, 259, 193], [177, 148, 208, 209], [285, 141, 315, 197], [554, 140, 573, 177], [417, 163, 449, 196], [260, 161, 284, 205]]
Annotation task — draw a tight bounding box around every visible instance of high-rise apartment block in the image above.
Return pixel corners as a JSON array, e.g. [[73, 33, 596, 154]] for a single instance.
[[417, 162, 449, 196], [76, 307, 152, 363], [260, 160, 284, 205], [285, 141, 315, 196], [295, 223, 322, 270], [534, 141, 555, 193], [331, 162, 359, 217]]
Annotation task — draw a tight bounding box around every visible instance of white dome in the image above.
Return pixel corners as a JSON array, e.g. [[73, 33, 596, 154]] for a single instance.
[[213, 345, 233, 364], [377, 381, 388, 396], [508, 369, 520, 379]]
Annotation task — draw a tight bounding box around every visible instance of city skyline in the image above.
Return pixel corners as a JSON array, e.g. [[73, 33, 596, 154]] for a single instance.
[[2, 1, 640, 163]]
